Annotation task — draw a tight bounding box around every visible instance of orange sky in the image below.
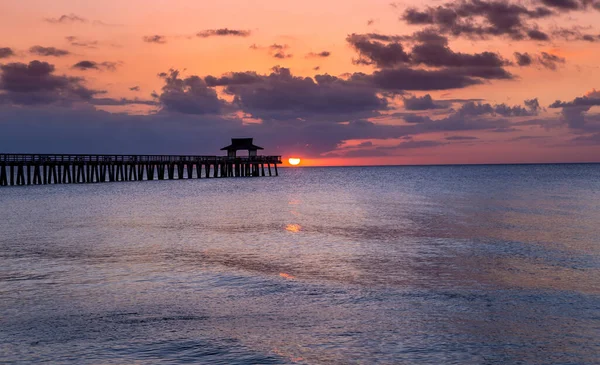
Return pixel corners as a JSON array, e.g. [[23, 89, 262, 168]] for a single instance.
[[1, 0, 600, 165]]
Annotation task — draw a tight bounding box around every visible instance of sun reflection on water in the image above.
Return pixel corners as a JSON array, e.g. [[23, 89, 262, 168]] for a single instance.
[[285, 224, 301, 233]]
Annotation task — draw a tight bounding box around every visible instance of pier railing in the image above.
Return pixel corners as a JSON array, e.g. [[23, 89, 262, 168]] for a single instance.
[[0, 154, 281, 164], [0, 153, 281, 186]]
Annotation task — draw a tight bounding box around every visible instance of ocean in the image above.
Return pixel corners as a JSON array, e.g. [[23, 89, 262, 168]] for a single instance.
[[1, 164, 599, 364]]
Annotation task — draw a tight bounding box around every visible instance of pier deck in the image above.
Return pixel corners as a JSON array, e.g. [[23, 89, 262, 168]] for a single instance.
[[0, 154, 281, 186]]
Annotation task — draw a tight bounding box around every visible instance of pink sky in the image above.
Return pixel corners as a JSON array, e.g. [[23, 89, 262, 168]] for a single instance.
[[1, 0, 600, 165]]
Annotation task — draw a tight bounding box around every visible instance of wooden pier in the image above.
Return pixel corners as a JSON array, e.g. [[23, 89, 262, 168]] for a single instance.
[[0, 154, 281, 187]]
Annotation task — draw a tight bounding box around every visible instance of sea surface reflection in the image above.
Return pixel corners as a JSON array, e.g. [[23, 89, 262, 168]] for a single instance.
[[1, 165, 599, 364]]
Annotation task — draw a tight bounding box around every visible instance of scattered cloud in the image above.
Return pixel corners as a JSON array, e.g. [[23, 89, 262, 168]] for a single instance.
[[306, 51, 331, 58], [44, 14, 87, 24], [446, 135, 478, 140], [207, 67, 388, 122], [72, 60, 119, 71], [538, 52, 566, 70], [143, 35, 167, 44], [65, 36, 98, 48], [156, 69, 227, 114], [0, 47, 14, 59], [514, 51, 565, 69], [549, 89, 600, 129], [347, 33, 410, 68], [196, 28, 251, 38], [403, 94, 447, 110], [29, 46, 70, 57], [0, 60, 102, 105]]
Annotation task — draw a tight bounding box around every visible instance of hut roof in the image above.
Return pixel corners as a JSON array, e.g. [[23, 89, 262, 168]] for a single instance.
[[220, 138, 264, 151]]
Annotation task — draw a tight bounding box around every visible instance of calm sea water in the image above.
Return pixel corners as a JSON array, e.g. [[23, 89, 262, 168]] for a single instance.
[[1, 165, 599, 364]]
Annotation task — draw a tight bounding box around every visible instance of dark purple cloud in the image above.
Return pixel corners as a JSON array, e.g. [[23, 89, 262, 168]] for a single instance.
[[446, 135, 479, 140], [403, 94, 447, 110], [514, 52, 533, 66], [0, 47, 14, 59], [549, 90, 600, 129], [90, 97, 158, 106], [527, 29, 550, 41], [538, 52, 565, 70], [457, 99, 540, 117], [540, 0, 585, 10], [410, 39, 508, 68], [45, 14, 87, 24], [347, 33, 410, 68], [196, 28, 251, 38], [65, 36, 99, 48], [549, 91, 600, 108], [363, 67, 483, 91], [347, 32, 514, 80], [72, 60, 118, 71], [0, 60, 102, 105], [401, 0, 555, 40], [514, 51, 565, 69], [29, 46, 70, 57], [204, 71, 263, 87], [213, 67, 388, 121], [156, 69, 226, 114], [143, 35, 167, 44], [307, 51, 331, 58]]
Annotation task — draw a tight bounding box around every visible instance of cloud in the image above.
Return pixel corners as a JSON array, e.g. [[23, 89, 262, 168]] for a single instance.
[[44, 14, 87, 24], [347, 33, 410, 68], [392, 139, 444, 149], [72, 61, 119, 71], [410, 35, 508, 68], [347, 32, 514, 80], [571, 132, 600, 145], [457, 99, 540, 117], [250, 44, 293, 59], [143, 35, 167, 44], [527, 29, 550, 41], [362, 67, 485, 91], [156, 69, 226, 114], [514, 52, 533, 66], [65, 36, 98, 48], [0, 47, 14, 59], [549, 89, 600, 128], [306, 51, 331, 58], [445, 135, 478, 140], [211, 67, 388, 122], [550, 89, 600, 108], [29, 46, 70, 57], [0, 60, 102, 105], [513, 51, 565, 69], [540, 0, 587, 10], [269, 45, 292, 59], [196, 28, 251, 38], [401, 0, 555, 40], [403, 94, 447, 110], [538, 52, 565, 70], [90, 97, 158, 106], [204, 72, 263, 87]]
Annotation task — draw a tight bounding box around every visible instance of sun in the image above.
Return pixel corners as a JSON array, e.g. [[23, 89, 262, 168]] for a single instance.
[[288, 157, 301, 166]]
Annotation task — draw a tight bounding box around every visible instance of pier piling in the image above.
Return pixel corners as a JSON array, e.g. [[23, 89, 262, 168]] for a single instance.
[[0, 154, 282, 187]]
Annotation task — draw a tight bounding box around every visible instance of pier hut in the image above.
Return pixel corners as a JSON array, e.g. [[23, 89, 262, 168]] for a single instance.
[[221, 138, 264, 158], [0, 138, 281, 187]]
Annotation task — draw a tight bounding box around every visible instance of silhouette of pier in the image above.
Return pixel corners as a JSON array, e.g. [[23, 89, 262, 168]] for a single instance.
[[0, 139, 281, 187]]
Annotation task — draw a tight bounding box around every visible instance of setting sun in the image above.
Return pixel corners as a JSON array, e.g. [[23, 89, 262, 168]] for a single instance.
[[288, 158, 301, 166]]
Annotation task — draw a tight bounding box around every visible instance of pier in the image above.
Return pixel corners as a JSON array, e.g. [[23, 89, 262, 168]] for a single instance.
[[0, 139, 281, 187]]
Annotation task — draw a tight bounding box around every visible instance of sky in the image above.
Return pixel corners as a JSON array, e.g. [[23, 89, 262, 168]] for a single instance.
[[1, 0, 600, 166]]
